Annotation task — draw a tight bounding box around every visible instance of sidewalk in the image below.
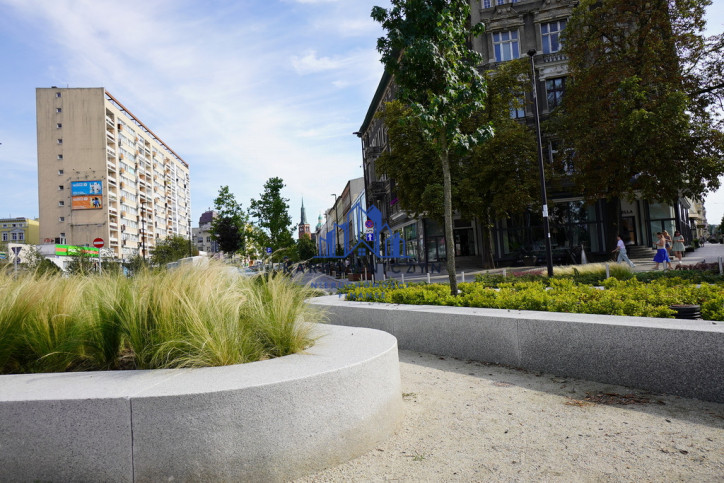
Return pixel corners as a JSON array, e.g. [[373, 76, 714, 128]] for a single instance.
[[297, 350, 724, 482]]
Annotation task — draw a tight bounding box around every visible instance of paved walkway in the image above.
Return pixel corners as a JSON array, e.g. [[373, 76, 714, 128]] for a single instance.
[[297, 350, 724, 482], [295, 244, 724, 289]]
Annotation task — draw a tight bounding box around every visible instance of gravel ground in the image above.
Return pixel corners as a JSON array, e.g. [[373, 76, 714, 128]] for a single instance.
[[297, 350, 724, 482]]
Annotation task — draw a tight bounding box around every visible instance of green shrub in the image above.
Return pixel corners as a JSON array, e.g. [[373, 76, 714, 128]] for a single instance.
[[345, 275, 724, 321]]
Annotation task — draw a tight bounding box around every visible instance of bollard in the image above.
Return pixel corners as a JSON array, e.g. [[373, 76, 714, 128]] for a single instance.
[[401, 273, 405, 285], [719, 257, 723, 275], [503, 268, 507, 278], [462, 271, 465, 283], [605, 263, 610, 279], [427, 272, 431, 284]]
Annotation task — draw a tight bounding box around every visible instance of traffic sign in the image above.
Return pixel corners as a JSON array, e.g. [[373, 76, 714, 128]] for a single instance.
[[93, 238, 105, 248], [265, 247, 272, 254], [11, 246, 21, 255], [365, 220, 374, 229], [365, 233, 375, 242]]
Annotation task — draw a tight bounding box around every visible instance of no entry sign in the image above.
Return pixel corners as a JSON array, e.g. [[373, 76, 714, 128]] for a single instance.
[[93, 238, 105, 248]]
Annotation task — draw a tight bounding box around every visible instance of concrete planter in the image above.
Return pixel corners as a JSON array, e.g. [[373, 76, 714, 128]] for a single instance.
[[0, 324, 402, 482], [309, 296, 724, 403]]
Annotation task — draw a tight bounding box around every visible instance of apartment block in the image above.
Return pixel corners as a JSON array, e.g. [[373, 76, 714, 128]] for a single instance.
[[36, 88, 191, 259]]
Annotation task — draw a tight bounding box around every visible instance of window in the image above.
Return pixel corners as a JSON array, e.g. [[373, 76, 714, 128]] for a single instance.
[[1, 233, 6, 241], [56, 108, 62, 113], [18, 233, 24, 241], [58, 185, 64, 190], [59, 217, 65, 222], [546, 77, 566, 109], [56, 123, 62, 129], [510, 97, 526, 119], [57, 154, 63, 160], [56, 92, 62, 98], [493, 30, 519, 62], [542, 20, 566, 54], [11, 233, 17, 241], [58, 169, 64, 175], [59, 201, 65, 206], [57, 139, 63, 144]]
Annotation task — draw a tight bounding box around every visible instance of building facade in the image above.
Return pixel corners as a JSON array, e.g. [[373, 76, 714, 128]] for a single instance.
[[0, 217, 39, 245], [36, 87, 191, 260], [356, 1, 702, 267], [193, 210, 219, 255]]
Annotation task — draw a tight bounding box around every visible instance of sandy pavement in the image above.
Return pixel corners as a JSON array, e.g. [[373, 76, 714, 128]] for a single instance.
[[297, 350, 724, 482]]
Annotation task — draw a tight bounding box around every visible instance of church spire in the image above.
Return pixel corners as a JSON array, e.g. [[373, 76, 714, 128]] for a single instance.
[[300, 198, 308, 225]]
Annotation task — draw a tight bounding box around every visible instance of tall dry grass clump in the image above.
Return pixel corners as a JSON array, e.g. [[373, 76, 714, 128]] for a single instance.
[[0, 263, 322, 373]]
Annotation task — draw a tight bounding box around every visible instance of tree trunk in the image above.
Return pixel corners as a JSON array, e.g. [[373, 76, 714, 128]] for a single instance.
[[441, 147, 457, 295], [603, 197, 620, 252], [485, 208, 496, 269]]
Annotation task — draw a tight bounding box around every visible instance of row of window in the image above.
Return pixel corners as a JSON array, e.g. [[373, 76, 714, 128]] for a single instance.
[[482, 0, 518, 8], [492, 20, 566, 62], [1, 232, 25, 241]]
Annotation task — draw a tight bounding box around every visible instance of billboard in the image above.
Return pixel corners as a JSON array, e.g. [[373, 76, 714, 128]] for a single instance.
[[55, 245, 100, 258], [71, 181, 103, 210]]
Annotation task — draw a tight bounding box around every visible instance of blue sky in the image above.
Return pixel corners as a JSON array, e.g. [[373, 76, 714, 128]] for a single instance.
[[0, 0, 722, 233]]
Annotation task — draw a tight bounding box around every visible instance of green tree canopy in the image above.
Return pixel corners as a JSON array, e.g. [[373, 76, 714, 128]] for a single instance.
[[372, 0, 489, 294], [296, 235, 316, 262], [552, 0, 724, 204], [249, 177, 294, 252], [151, 235, 198, 266], [210, 186, 248, 256]]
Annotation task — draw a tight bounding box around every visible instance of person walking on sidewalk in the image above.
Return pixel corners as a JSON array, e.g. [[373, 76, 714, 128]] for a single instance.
[[612, 235, 635, 268], [653, 232, 673, 270], [672, 230, 685, 263]]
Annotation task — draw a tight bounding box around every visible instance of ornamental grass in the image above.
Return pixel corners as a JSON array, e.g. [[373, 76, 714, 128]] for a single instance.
[[0, 263, 323, 374]]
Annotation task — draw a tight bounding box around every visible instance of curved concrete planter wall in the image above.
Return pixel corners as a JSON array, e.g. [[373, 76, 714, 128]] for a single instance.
[[309, 296, 724, 403], [0, 324, 402, 482]]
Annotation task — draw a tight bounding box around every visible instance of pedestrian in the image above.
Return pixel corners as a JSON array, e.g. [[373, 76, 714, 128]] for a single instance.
[[663, 230, 673, 256], [699, 235, 705, 247], [672, 230, 685, 263], [612, 234, 635, 268], [653, 232, 673, 270]]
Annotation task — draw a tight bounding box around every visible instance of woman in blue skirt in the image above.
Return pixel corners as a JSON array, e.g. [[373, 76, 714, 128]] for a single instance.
[[653, 232, 673, 270]]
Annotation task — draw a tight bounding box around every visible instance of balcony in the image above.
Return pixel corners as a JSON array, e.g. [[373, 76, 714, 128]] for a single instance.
[[369, 180, 389, 197], [107, 162, 117, 173], [538, 52, 568, 64]]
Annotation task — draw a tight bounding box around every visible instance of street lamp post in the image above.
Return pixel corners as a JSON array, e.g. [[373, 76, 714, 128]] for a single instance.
[[331, 193, 340, 255], [527, 49, 554, 277]]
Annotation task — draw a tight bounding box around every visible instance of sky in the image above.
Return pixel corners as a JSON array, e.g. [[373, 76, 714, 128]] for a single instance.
[[0, 0, 722, 234]]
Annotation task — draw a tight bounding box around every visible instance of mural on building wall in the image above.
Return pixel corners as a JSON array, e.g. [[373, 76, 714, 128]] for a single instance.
[[315, 200, 410, 260]]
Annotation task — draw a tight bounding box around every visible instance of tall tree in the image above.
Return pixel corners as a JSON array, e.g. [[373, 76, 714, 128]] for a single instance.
[[376, 60, 539, 268], [151, 235, 199, 266], [372, 0, 489, 294], [210, 186, 248, 256], [249, 177, 294, 252], [552, 0, 724, 245]]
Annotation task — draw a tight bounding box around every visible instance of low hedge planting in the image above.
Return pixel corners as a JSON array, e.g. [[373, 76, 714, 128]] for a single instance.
[[343, 277, 724, 321], [474, 266, 724, 287]]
